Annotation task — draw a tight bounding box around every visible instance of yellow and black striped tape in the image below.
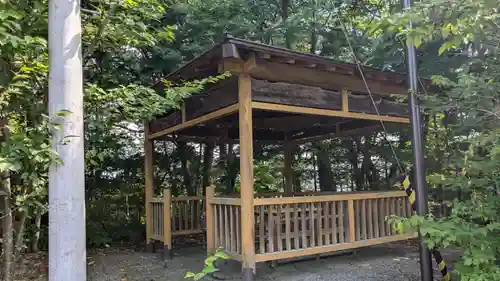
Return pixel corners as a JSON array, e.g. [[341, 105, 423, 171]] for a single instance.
[[399, 174, 451, 281]]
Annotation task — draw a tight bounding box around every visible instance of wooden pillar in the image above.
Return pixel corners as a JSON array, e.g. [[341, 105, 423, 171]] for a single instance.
[[238, 74, 256, 280], [348, 199, 356, 242], [283, 135, 294, 194], [341, 88, 349, 112], [163, 189, 172, 261], [205, 186, 215, 254], [144, 122, 155, 252]]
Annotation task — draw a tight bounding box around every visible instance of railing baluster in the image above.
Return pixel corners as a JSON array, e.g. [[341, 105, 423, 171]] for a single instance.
[[259, 206, 265, 254], [268, 204, 275, 252], [362, 199, 367, 240], [348, 200, 355, 242], [236, 206, 241, 254], [172, 202, 177, 232], [301, 203, 307, 248], [367, 199, 373, 239], [184, 201, 189, 231], [230, 205, 235, 253], [317, 202, 323, 247], [293, 204, 299, 250], [331, 201, 337, 244], [355, 200, 361, 241], [224, 205, 230, 250], [324, 202, 330, 245], [374, 198, 379, 238], [285, 204, 291, 251], [277, 204, 283, 252], [191, 200, 195, 230], [385, 198, 391, 235], [339, 201, 344, 243], [310, 203, 315, 247]]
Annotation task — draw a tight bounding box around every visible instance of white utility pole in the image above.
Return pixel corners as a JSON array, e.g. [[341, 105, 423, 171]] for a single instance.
[[48, 0, 86, 280]]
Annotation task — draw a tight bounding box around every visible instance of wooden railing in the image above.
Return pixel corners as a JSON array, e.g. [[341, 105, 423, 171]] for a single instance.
[[206, 188, 243, 261], [149, 190, 205, 250], [251, 191, 412, 262]]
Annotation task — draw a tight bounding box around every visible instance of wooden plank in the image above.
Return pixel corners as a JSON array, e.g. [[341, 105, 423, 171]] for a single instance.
[[172, 202, 177, 232], [380, 198, 386, 237], [331, 201, 337, 244], [324, 202, 330, 245], [236, 207, 241, 254], [373, 198, 379, 238], [317, 203, 323, 247], [184, 201, 189, 231], [225, 205, 230, 251], [230, 206, 236, 252], [148, 104, 239, 139], [361, 200, 367, 240], [310, 203, 316, 247], [184, 77, 238, 120], [254, 190, 407, 205], [215, 205, 220, 247], [238, 73, 256, 272], [252, 79, 342, 111], [172, 196, 203, 201], [338, 201, 344, 243], [164, 189, 172, 250], [367, 199, 373, 239], [355, 200, 361, 241], [172, 229, 205, 236], [348, 200, 355, 242], [209, 197, 241, 206], [149, 198, 163, 203], [293, 204, 299, 250], [252, 102, 410, 124], [255, 234, 415, 263], [221, 58, 409, 97], [218, 205, 225, 248], [285, 204, 291, 251], [301, 203, 307, 248], [385, 198, 391, 235], [390, 197, 396, 235], [151, 234, 164, 241], [341, 88, 349, 112], [144, 124, 154, 245], [268, 205, 275, 252], [259, 206, 265, 254], [191, 200, 195, 230], [277, 205, 283, 252]]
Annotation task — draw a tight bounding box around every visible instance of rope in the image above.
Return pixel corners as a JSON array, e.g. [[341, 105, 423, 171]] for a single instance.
[[335, 15, 452, 281]]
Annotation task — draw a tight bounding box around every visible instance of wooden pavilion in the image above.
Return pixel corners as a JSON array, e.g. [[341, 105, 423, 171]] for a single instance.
[[144, 36, 415, 281]]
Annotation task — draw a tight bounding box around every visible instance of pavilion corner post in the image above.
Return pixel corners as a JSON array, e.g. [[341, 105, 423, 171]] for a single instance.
[[144, 122, 155, 253], [163, 189, 172, 261], [238, 73, 256, 281], [403, 0, 433, 280], [48, 0, 86, 280]]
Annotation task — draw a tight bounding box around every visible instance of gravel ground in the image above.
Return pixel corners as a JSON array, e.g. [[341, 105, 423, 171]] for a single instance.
[[87, 243, 453, 281]]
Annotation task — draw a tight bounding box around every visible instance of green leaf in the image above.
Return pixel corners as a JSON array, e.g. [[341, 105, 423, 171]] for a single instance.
[[214, 250, 230, 260]]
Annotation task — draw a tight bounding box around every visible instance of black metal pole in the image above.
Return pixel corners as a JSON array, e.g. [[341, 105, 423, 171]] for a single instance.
[[402, 0, 434, 281]]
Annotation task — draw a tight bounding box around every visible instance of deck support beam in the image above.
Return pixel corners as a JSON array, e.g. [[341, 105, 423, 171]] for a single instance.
[[238, 74, 256, 281], [144, 122, 155, 252]]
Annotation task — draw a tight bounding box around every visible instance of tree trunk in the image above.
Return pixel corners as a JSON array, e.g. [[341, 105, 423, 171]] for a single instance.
[[1, 172, 13, 281], [316, 144, 334, 192], [202, 143, 215, 194], [14, 209, 27, 260], [281, 0, 291, 48], [32, 210, 42, 252], [178, 141, 194, 195]]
